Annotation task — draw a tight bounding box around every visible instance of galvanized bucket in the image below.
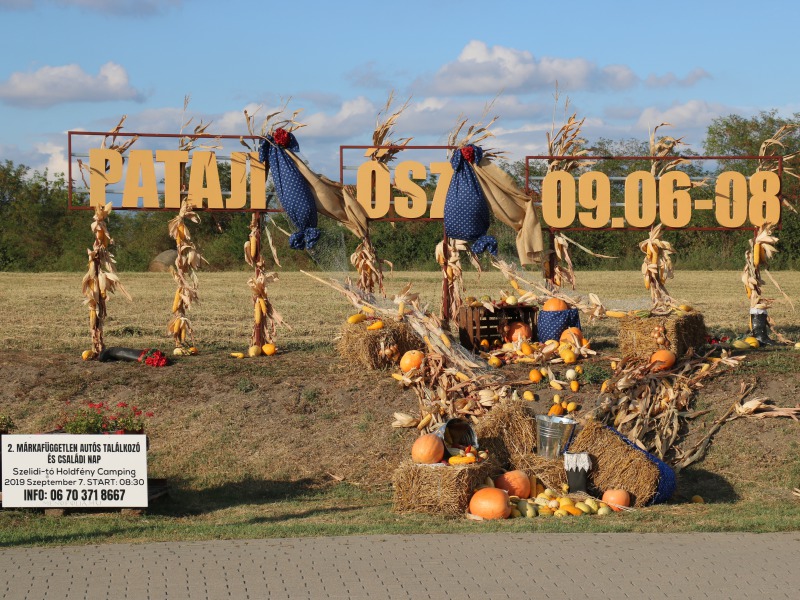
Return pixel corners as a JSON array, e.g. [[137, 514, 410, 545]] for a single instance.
[[535, 415, 577, 459]]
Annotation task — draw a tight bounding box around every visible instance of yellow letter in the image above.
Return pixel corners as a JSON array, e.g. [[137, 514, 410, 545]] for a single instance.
[[89, 148, 122, 207], [356, 161, 390, 219], [187, 151, 223, 209], [156, 150, 189, 209], [393, 161, 428, 218], [226, 152, 248, 209], [428, 161, 453, 219], [122, 150, 158, 208], [249, 152, 267, 210]]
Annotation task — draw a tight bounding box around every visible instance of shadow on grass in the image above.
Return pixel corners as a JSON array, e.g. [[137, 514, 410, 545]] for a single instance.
[[148, 476, 329, 516], [675, 468, 739, 503]]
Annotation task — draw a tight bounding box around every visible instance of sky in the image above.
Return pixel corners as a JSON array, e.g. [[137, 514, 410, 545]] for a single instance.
[[1, 0, 798, 182]]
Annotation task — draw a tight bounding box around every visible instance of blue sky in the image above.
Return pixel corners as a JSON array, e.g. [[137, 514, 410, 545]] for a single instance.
[[1, 0, 798, 181]]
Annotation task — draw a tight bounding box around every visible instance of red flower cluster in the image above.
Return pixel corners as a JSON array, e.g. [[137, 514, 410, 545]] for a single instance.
[[138, 348, 168, 367], [273, 128, 290, 147], [58, 401, 154, 434], [460, 145, 475, 164]]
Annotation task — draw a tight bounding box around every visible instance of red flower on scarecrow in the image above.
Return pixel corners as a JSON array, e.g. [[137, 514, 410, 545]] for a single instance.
[[273, 128, 290, 147], [460, 145, 475, 164]]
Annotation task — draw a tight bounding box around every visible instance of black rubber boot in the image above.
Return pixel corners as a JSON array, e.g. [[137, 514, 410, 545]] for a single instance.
[[750, 312, 774, 346]]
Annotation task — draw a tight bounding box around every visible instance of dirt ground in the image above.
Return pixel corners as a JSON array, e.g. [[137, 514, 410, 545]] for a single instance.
[[2, 341, 798, 506]]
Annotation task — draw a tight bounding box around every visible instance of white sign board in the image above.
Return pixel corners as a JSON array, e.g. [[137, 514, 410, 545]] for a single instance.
[[1, 434, 148, 508]]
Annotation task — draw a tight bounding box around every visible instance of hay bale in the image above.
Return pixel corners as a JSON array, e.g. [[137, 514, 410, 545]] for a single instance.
[[336, 320, 421, 369], [618, 311, 706, 359], [566, 421, 661, 507], [473, 397, 537, 468], [511, 454, 567, 492], [391, 459, 501, 516], [148, 249, 177, 272]]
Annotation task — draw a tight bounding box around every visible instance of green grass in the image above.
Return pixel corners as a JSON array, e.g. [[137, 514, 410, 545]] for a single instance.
[[1, 484, 798, 548]]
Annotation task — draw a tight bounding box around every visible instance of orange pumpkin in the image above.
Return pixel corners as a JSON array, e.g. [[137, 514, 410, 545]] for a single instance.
[[649, 349, 676, 372], [411, 433, 445, 464], [548, 404, 565, 416], [400, 350, 424, 373], [542, 298, 569, 312], [494, 470, 531, 499], [469, 487, 511, 520], [559, 327, 582, 342], [602, 489, 631, 511], [503, 321, 532, 343]]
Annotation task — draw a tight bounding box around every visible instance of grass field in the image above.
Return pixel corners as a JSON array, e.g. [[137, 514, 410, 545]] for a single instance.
[[1, 270, 799, 546]]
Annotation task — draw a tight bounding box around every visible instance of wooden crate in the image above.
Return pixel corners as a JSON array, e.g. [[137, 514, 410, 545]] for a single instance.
[[456, 305, 537, 350]]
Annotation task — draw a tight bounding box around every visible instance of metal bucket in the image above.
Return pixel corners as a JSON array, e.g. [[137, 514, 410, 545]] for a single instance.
[[535, 415, 577, 459]]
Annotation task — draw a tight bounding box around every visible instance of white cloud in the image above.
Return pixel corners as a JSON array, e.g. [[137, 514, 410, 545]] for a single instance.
[[417, 41, 641, 96], [636, 99, 730, 134], [0, 62, 145, 108], [646, 68, 711, 88]]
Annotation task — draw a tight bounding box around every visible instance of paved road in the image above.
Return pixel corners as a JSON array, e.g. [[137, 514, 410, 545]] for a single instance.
[[1, 532, 798, 599]]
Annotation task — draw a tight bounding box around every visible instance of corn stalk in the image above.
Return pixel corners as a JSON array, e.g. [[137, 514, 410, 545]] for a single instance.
[[245, 213, 287, 346], [590, 351, 744, 463], [757, 123, 800, 213], [436, 239, 482, 322], [543, 94, 596, 290], [349, 93, 411, 296], [742, 223, 779, 311], [81, 202, 131, 357], [167, 202, 205, 348], [639, 224, 676, 314]]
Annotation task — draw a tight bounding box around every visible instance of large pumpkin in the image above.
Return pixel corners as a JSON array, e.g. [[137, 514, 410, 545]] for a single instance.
[[503, 321, 532, 343], [494, 470, 531, 499], [559, 327, 582, 342], [469, 487, 511, 520], [649, 349, 676, 372], [411, 433, 445, 464], [542, 298, 569, 312], [602, 489, 631, 511], [400, 350, 424, 373]]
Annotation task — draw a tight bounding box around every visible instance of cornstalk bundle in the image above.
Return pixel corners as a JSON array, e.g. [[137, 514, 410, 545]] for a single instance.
[[587, 350, 744, 463], [78, 115, 134, 358], [168, 99, 217, 351], [543, 95, 597, 290], [245, 213, 287, 347], [348, 94, 410, 296], [436, 239, 481, 322], [756, 123, 800, 213], [392, 353, 509, 434], [167, 202, 206, 349], [81, 202, 131, 357], [639, 224, 676, 314], [741, 222, 788, 315]]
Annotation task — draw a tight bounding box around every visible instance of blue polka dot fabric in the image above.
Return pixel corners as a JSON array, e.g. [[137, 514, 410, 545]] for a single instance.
[[537, 308, 581, 343], [259, 133, 320, 250], [443, 145, 497, 256]]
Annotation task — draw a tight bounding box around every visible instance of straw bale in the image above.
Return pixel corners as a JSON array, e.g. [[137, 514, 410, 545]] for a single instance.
[[391, 458, 501, 516], [618, 312, 706, 359], [473, 397, 537, 468], [336, 320, 421, 370], [511, 454, 567, 492], [567, 421, 660, 507]]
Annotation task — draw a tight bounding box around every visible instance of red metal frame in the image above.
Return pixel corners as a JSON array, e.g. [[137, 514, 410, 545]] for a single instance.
[[67, 131, 271, 212], [339, 144, 455, 222], [524, 155, 785, 232]]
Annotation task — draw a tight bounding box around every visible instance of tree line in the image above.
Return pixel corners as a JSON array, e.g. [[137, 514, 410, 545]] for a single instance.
[[1, 111, 798, 273]]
